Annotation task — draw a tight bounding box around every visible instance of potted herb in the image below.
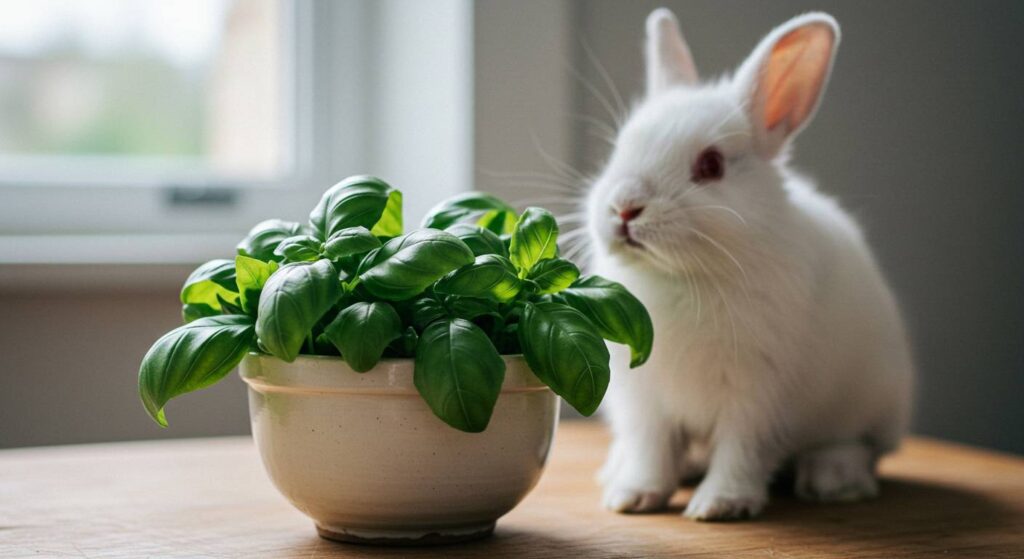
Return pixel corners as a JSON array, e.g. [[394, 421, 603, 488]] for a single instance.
[[138, 175, 653, 544]]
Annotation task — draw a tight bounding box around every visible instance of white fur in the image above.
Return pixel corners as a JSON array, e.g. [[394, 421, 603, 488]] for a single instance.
[[586, 10, 913, 520]]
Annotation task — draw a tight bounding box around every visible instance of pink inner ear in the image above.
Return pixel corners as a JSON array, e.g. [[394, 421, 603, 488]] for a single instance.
[[762, 25, 835, 132]]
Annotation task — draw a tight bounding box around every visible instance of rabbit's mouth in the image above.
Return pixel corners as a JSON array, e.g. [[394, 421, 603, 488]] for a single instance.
[[612, 226, 646, 251], [613, 216, 647, 250], [624, 236, 645, 249]]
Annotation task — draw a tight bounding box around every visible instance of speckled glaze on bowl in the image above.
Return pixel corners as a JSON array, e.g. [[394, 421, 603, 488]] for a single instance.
[[239, 353, 559, 545]]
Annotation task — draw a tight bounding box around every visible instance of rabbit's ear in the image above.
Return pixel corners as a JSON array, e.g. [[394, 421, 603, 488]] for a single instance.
[[645, 8, 698, 95], [735, 13, 839, 158]]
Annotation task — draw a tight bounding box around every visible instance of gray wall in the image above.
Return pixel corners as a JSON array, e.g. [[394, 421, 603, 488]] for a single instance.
[[570, 0, 1024, 453], [1, 1, 1021, 454], [0, 280, 250, 447]]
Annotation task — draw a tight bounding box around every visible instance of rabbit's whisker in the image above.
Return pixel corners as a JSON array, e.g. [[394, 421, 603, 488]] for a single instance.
[[563, 59, 624, 129], [498, 180, 582, 196], [580, 36, 628, 119], [512, 195, 583, 208], [686, 205, 749, 227], [554, 214, 588, 225], [481, 169, 584, 189], [531, 133, 590, 183], [568, 113, 619, 141], [559, 230, 590, 243], [687, 227, 749, 286]]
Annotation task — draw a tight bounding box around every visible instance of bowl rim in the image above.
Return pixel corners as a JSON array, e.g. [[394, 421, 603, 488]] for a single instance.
[[248, 351, 525, 364], [239, 352, 549, 396]]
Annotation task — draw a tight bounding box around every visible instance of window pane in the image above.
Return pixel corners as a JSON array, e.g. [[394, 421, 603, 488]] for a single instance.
[[0, 0, 287, 180]]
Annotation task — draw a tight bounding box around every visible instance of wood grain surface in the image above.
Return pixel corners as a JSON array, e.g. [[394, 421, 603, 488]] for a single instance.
[[1, 422, 1021, 558]]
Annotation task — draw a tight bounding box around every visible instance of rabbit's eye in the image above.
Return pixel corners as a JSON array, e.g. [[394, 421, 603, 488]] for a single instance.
[[692, 147, 724, 183]]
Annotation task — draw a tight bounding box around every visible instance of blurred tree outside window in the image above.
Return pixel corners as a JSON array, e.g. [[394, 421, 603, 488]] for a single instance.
[[0, 0, 286, 181]]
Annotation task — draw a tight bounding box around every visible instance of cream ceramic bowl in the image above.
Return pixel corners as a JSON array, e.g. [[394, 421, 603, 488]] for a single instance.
[[239, 353, 559, 544]]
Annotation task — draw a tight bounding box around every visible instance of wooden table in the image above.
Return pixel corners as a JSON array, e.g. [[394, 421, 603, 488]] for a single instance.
[[1, 422, 1022, 558]]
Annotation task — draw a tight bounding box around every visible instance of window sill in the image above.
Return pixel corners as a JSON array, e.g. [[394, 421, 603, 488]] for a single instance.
[[0, 234, 239, 291]]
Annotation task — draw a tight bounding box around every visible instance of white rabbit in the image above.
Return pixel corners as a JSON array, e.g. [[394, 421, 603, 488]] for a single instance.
[[586, 8, 913, 520]]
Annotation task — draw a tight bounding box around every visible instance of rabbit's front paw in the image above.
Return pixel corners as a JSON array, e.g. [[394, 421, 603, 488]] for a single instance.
[[602, 484, 673, 513], [683, 479, 766, 521], [598, 435, 677, 513]]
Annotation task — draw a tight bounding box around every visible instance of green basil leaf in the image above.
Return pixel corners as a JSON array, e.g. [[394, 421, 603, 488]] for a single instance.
[[528, 257, 580, 295], [371, 190, 403, 238], [323, 226, 381, 260], [445, 223, 508, 257], [414, 318, 505, 432], [509, 207, 558, 275], [237, 219, 310, 262], [477, 208, 516, 235], [445, 296, 499, 321], [411, 297, 447, 330], [138, 315, 255, 427], [555, 276, 654, 368], [557, 276, 654, 366], [256, 259, 343, 362], [421, 192, 517, 231], [181, 259, 239, 311], [434, 254, 521, 302], [235, 255, 279, 315], [518, 301, 610, 416], [182, 303, 218, 324], [323, 301, 403, 372], [273, 235, 322, 263], [358, 230, 474, 300], [309, 175, 392, 240], [217, 294, 245, 315]]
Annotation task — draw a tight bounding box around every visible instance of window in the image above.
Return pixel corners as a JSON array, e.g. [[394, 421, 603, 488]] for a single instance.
[[0, 0, 332, 244], [0, 0, 570, 271], [0, 0, 290, 184]]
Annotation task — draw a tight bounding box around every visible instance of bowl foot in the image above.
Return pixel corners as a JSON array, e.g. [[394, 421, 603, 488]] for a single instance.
[[315, 521, 496, 546]]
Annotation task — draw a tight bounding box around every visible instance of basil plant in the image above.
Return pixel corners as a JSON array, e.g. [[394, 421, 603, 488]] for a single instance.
[[139, 176, 654, 433]]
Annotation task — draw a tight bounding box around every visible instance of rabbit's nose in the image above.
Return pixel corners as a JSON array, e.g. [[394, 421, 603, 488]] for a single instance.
[[619, 206, 644, 223]]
